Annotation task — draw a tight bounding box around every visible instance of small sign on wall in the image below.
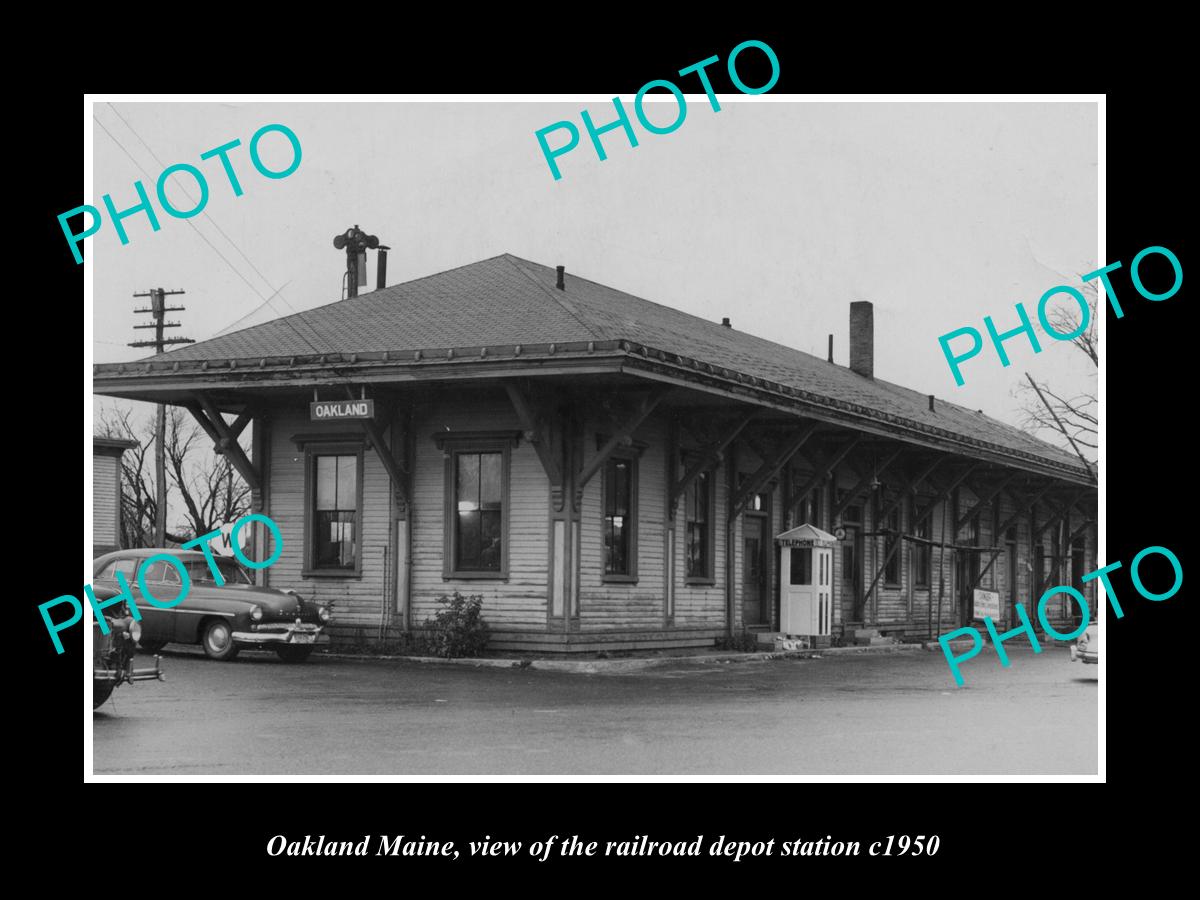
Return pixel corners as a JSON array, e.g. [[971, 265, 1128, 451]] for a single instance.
[[310, 399, 374, 421], [974, 588, 1001, 620]]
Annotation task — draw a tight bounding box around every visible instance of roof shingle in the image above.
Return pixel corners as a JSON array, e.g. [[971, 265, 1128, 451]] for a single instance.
[[135, 253, 1086, 473]]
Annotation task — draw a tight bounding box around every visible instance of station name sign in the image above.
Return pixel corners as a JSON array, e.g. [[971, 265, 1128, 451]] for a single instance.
[[311, 399, 374, 420]]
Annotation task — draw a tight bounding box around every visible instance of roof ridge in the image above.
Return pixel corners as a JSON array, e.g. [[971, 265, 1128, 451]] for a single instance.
[[501, 254, 604, 342]]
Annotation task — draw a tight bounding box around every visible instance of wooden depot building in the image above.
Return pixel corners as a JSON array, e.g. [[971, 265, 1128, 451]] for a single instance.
[[92, 255, 1097, 653]]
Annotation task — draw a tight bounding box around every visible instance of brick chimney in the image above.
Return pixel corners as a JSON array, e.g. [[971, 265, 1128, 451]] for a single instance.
[[849, 301, 874, 379]]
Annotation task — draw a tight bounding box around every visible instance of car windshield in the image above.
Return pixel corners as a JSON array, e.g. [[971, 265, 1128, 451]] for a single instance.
[[185, 558, 253, 585]]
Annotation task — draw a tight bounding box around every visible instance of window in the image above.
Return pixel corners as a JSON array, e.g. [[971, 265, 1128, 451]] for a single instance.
[[883, 497, 901, 586], [914, 504, 931, 587], [185, 558, 252, 585], [685, 468, 714, 581], [454, 451, 504, 573], [98, 558, 137, 582], [313, 453, 359, 570], [602, 455, 638, 580], [837, 488, 862, 525], [796, 482, 821, 525], [435, 436, 516, 579], [1006, 526, 1018, 607], [790, 548, 812, 585]]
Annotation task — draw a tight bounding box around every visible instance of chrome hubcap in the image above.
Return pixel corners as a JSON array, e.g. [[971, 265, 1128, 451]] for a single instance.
[[209, 626, 230, 650]]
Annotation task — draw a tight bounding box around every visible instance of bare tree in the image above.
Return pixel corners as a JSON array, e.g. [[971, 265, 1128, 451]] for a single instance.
[[97, 404, 251, 546], [1014, 281, 1098, 462], [163, 406, 252, 538], [97, 406, 160, 548]]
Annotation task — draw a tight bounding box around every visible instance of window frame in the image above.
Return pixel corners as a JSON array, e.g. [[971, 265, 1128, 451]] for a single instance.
[[440, 436, 514, 581], [303, 441, 366, 579], [600, 451, 639, 583], [913, 498, 932, 588], [882, 492, 902, 588], [683, 462, 717, 585]]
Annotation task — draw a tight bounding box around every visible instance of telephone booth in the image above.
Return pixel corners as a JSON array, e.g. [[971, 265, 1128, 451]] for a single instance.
[[777, 524, 836, 637]]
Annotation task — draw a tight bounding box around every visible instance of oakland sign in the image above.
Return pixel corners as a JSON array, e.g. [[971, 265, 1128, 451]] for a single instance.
[[311, 399, 374, 420]]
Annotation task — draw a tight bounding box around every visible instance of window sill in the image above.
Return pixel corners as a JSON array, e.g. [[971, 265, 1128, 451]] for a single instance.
[[444, 572, 509, 581], [601, 574, 639, 584], [684, 577, 716, 586], [302, 569, 362, 579]]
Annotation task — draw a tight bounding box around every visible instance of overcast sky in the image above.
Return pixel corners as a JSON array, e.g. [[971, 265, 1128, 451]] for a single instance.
[[90, 98, 1098, 438]]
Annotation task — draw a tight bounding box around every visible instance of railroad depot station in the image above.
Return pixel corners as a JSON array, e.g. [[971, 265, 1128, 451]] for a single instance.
[[92, 254, 1098, 653]]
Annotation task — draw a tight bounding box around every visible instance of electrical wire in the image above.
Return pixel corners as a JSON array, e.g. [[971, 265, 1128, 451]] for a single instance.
[[91, 112, 338, 368], [105, 103, 302, 319]]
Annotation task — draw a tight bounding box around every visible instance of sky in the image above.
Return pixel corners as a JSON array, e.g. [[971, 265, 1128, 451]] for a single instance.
[[89, 98, 1098, 458]]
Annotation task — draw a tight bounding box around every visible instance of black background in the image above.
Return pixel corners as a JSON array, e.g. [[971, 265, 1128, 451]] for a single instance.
[[27, 24, 1186, 885]]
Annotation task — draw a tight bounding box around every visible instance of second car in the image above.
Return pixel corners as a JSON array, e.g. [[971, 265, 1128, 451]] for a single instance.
[[92, 548, 332, 662]]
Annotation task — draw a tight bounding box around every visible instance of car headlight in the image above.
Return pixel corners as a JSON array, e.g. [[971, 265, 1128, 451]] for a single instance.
[[250, 605, 264, 622], [129, 620, 142, 644], [318, 606, 331, 623]]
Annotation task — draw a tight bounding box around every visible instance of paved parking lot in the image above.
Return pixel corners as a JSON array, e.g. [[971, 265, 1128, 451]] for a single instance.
[[92, 646, 1097, 776]]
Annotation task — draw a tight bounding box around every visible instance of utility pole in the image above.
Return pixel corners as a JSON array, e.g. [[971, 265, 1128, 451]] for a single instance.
[[130, 288, 193, 546]]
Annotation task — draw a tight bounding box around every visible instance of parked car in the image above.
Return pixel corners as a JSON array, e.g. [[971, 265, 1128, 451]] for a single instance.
[[1069, 621, 1098, 665], [93, 585, 164, 709], [92, 548, 332, 662]]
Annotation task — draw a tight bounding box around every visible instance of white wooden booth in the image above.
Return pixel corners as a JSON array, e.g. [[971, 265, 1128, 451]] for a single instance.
[[777, 524, 836, 637]]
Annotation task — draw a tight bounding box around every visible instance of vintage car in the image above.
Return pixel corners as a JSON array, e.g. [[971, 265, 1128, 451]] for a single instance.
[[92, 548, 332, 662], [93, 585, 164, 709], [1069, 621, 1098, 665]]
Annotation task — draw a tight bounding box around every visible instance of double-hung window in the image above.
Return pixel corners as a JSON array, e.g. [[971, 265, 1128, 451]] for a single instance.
[[305, 445, 363, 575], [913, 504, 931, 587], [602, 455, 638, 580], [882, 494, 901, 586], [438, 434, 516, 580], [684, 468, 714, 582]]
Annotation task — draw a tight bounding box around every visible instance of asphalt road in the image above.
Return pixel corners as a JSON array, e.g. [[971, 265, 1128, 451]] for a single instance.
[[92, 646, 1097, 776]]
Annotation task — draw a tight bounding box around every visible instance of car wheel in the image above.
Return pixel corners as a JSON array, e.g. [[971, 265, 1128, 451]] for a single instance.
[[275, 645, 314, 663], [140, 639, 168, 654], [93, 679, 114, 710], [201, 619, 240, 661]]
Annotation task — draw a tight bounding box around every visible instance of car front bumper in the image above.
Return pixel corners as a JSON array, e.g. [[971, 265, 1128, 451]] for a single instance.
[[1069, 645, 1098, 664], [233, 622, 329, 647], [94, 655, 165, 683]]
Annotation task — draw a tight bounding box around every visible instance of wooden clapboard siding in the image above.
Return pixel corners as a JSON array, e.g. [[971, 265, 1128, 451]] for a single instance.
[[265, 406, 392, 633], [578, 414, 667, 630], [93, 455, 119, 550], [409, 397, 548, 630]]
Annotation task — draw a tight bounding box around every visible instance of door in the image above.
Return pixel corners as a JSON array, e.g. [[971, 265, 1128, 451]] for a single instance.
[[957, 549, 980, 624], [842, 525, 864, 623], [742, 517, 767, 626]]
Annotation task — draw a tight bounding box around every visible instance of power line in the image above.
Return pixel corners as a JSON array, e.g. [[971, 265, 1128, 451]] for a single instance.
[[212, 280, 294, 336], [92, 113, 336, 365], [106, 103, 300, 317]]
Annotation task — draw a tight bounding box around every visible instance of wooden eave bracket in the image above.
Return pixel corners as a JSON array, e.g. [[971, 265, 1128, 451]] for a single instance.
[[785, 435, 863, 515], [669, 409, 759, 519], [728, 421, 818, 522], [574, 388, 667, 510], [504, 382, 564, 510], [344, 386, 410, 508], [186, 394, 262, 493], [830, 445, 905, 522]]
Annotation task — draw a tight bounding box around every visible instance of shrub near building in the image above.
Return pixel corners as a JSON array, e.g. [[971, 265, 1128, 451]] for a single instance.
[[422, 592, 490, 659]]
